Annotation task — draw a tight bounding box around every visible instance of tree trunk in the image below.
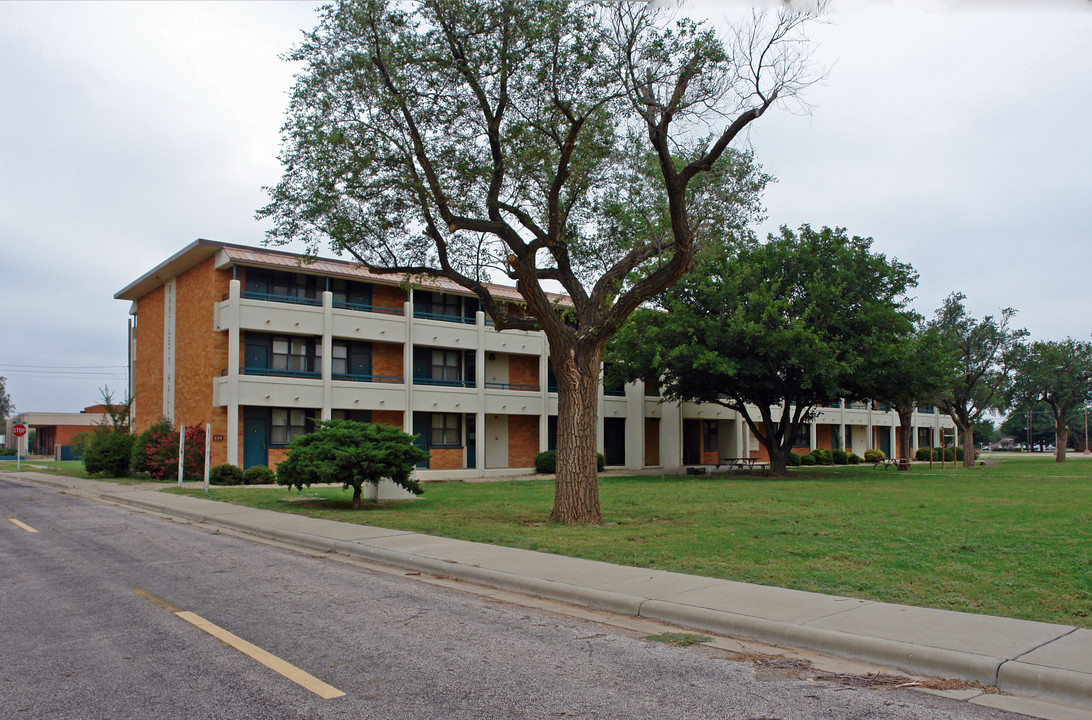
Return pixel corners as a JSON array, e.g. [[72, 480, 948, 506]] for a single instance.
[[961, 426, 975, 468], [550, 344, 604, 524], [352, 484, 362, 510], [1055, 410, 1068, 463], [895, 406, 913, 470], [768, 444, 789, 476]]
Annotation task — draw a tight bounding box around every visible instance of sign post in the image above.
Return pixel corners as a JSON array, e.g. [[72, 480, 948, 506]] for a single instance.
[[11, 423, 27, 471], [203, 423, 211, 492], [177, 425, 186, 487]]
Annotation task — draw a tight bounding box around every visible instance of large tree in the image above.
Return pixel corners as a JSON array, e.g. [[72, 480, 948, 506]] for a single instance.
[[608, 225, 918, 476], [928, 292, 1027, 468], [259, 0, 823, 523], [1007, 338, 1092, 463]]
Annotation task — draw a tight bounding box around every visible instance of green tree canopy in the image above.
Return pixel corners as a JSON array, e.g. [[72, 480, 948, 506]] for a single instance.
[[608, 225, 918, 475], [277, 420, 429, 509], [259, 0, 824, 523], [1007, 338, 1092, 462], [928, 292, 1027, 467]]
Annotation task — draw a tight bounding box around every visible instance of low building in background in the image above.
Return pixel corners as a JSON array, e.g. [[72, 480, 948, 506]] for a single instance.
[[7, 405, 108, 458], [115, 239, 957, 478]]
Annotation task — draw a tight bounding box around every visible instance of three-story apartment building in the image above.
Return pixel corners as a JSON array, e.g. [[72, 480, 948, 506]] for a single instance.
[[116, 240, 956, 479]]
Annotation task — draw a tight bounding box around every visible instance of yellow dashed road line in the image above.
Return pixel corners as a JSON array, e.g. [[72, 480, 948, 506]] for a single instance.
[[7, 517, 38, 533], [133, 588, 344, 699]]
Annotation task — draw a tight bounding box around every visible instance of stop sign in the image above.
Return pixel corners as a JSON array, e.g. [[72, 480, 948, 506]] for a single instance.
[[11, 423, 27, 438]]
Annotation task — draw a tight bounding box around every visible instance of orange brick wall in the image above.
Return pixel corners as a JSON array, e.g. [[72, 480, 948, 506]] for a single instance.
[[816, 424, 832, 450], [372, 283, 406, 312], [372, 342, 404, 380], [644, 418, 660, 466], [508, 355, 539, 388], [508, 414, 539, 468], [133, 286, 165, 433], [269, 447, 290, 471], [371, 410, 404, 429], [429, 447, 463, 470], [174, 257, 232, 466]]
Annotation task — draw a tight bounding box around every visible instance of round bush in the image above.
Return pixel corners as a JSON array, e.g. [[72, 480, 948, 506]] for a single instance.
[[799, 454, 816, 466], [83, 430, 134, 477], [243, 465, 276, 485], [597, 453, 606, 472], [863, 448, 886, 463], [847, 453, 861, 465], [209, 464, 244, 486], [810, 448, 832, 465], [785, 451, 802, 466], [915, 447, 933, 462], [831, 448, 848, 465], [534, 450, 557, 474]]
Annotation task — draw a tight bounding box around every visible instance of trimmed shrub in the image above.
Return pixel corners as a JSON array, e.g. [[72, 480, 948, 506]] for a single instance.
[[83, 430, 134, 477], [534, 450, 557, 474], [243, 465, 276, 485], [800, 453, 816, 466], [831, 448, 848, 465], [847, 453, 861, 465], [810, 448, 832, 465], [210, 464, 244, 486], [533, 450, 604, 473], [786, 451, 802, 466], [915, 447, 933, 462], [863, 448, 885, 463], [0, 447, 16, 457]]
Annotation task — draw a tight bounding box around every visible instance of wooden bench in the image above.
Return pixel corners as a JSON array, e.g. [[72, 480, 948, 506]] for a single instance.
[[716, 458, 769, 472]]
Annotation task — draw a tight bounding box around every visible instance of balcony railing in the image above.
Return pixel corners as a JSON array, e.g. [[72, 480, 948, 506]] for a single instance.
[[603, 388, 626, 397], [226, 367, 322, 379], [484, 382, 540, 392], [412, 309, 476, 324], [846, 403, 868, 410], [412, 377, 476, 388], [332, 373, 404, 384], [333, 300, 404, 316], [237, 291, 322, 307]]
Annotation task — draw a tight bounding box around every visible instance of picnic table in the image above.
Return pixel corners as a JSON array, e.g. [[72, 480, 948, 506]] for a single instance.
[[873, 458, 911, 470], [717, 457, 769, 471]]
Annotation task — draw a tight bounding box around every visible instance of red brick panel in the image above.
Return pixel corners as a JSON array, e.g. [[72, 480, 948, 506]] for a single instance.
[[429, 447, 463, 470], [372, 283, 407, 312], [372, 342, 404, 380], [133, 286, 165, 433], [507, 414, 539, 468], [371, 410, 404, 429], [816, 424, 832, 450], [508, 354, 539, 388]]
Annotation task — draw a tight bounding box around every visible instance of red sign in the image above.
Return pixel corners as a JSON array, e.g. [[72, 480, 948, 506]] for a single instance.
[[11, 423, 27, 438]]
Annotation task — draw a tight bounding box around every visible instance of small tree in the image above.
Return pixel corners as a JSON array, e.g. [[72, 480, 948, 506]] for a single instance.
[[277, 419, 429, 509], [1007, 338, 1092, 463], [928, 292, 1028, 468], [83, 430, 134, 477], [95, 385, 132, 433], [0, 375, 12, 437]]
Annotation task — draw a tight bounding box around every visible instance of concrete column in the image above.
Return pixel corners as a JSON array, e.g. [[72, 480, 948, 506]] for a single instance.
[[596, 365, 605, 454], [889, 424, 897, 457], [538, 339, 550, 452], [475, 311, 486, 471], [660, 398, 682, 469], [226, 278, 241, 466], [403, 295, 414, 433], [912, 412, 919, 455], [809, 422, 817, 451], [625, 380, 644, 469], [320, 290, 333, 420], [735, 414, 745, 458]]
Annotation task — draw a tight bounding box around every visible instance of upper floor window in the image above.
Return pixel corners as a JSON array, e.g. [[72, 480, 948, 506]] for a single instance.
[[330, 278, 373, 309], [243, 333, 320, 377], [414, 290, 478, 324], [331, 340, 372, 379], [413, 347, 475, 387], [243, 268, 321, 305]]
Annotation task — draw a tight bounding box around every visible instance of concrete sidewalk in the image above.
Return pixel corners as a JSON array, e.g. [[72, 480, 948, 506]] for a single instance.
[[7, 471, 1090, 717]]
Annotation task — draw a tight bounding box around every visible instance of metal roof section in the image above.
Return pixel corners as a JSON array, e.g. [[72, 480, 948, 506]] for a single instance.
[[116, 239, 566, 306]]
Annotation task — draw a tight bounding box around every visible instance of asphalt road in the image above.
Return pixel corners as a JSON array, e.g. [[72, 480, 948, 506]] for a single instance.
[[0, 478, 1025, 720]]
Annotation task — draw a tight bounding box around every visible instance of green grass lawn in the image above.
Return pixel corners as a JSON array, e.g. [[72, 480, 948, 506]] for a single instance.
[[2, 460, 163, 485], [181, 456, 1090, 627]]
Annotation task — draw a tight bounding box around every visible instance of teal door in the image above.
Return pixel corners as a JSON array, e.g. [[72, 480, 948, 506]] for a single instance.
[[412, 413, 430, 468], [879, 431, 891, 457], [243, 413, 268, 469], [465, 414, 476, 469]]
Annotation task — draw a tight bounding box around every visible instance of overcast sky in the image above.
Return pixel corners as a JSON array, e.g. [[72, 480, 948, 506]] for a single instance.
[[1, 0, 1089, 414]]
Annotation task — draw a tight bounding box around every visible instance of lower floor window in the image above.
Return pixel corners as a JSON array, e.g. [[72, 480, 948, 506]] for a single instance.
[[272, 408, 311, 445], [430, 413, 461, 447]]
